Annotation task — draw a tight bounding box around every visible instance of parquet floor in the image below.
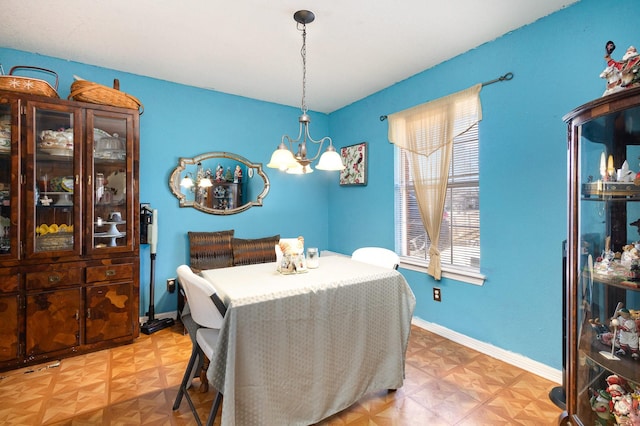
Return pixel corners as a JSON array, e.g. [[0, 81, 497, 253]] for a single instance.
[[0, 323, 563, 425]]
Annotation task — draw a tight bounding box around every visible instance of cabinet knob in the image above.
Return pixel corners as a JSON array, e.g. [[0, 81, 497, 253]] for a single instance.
[[75, 310, 79, 320], [86, 308, 91, 319], [105, 269, 116, 277], [48, 274, 61, 283]]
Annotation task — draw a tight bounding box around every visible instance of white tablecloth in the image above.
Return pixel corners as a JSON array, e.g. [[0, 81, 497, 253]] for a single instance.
[[200, 256, 416, 426]]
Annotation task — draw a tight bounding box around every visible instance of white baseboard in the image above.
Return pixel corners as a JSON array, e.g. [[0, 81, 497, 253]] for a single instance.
[[139, 310, 178, 324], [412, 317, 562, 384]]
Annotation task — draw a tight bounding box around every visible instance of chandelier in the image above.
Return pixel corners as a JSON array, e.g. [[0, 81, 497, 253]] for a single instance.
[[180, 162, 212, 189], [180, 162, 212, 204], [267, 10, 345, 175]]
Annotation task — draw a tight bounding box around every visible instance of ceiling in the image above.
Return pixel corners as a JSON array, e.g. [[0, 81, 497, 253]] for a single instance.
[[3, 0, 576, 113]]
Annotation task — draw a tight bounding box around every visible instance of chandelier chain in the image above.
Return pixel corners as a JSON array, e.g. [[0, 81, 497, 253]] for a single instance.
[[300, 24, 307, 114]]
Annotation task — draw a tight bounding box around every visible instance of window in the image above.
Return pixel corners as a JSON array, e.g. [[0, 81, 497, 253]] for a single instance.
[[394, 123, 481, 276]]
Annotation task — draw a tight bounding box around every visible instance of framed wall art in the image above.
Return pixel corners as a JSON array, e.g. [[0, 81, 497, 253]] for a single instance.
[[339, 142, 367, 186]]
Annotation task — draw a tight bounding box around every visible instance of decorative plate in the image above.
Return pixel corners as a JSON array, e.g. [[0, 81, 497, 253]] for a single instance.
[[106, 171, 126, 204], [61, 177, 74, 192]]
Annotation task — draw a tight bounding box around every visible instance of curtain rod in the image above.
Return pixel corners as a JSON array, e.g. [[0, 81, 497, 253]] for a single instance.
[[379, 72, 513, 121]]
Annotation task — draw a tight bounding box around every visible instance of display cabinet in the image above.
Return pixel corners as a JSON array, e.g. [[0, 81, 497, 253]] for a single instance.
[[207, 181, 242, 210], [564, 87, 640, 424], [0, 90, 140, 371]]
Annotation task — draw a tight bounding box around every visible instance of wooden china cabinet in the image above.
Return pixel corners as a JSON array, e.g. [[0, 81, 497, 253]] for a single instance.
[[563, 87, 640, 424], [0, 89, 140, 371]]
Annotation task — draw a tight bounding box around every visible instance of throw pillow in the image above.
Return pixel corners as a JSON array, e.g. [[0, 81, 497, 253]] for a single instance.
[[232, 234, 280, 266], [188, 230, 235, 272]]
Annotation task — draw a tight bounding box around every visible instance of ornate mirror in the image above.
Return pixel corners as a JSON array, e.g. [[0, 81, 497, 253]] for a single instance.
[[169, 152, 270, 215]]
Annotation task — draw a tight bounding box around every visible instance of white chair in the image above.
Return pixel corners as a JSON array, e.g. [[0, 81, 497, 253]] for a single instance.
[[173, 265, 225, 426], [351, 247, 400, 270]]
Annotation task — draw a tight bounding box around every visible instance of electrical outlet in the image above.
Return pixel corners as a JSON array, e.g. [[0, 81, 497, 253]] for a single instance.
[[167, 278, 176, 293], [433, 287, 441, 302]]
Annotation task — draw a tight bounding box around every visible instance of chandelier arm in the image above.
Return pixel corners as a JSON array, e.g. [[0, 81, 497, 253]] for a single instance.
[[281, 121, 305, 149], [303, 135, 332, 163]]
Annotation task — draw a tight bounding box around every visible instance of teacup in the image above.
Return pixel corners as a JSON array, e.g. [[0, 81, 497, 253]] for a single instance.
[[109, 211, 122, 222]]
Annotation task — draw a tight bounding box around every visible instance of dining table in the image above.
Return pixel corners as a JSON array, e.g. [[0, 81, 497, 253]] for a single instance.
[[200, 254, 416, 426]]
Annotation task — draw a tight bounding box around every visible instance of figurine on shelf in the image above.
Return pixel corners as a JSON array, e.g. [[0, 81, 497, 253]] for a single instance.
[[234, 165, 242, 183], [590, 390, 612, 426], [215, 164, 224, 182], [595, 236, 616, 275], [591, 375, 640, 425], [590, 318, 610, 335], [617, 160, 635, 182], [621, 243, 640, 269], [225, 167, 233, 182], [613, 308, 640, 359]]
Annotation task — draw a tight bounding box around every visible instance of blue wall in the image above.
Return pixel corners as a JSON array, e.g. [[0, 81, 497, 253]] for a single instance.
[[328, 0, 639, 370], [3, 0, 638, 370]]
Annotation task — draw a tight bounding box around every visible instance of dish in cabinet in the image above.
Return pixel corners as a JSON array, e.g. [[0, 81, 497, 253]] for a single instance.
[[105, 171, 126, 204]]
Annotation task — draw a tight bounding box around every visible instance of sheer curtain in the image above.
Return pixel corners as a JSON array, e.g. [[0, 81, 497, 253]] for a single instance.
[[388, 84, 482, 279]]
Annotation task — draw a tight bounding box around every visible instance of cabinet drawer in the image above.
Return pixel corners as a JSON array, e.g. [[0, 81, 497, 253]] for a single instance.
[[0, 273, 19, 293], [86, 263, 133, 283], [26, 268, 82, 290]]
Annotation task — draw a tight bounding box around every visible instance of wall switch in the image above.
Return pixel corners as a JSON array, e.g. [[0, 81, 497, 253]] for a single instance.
[[167, 278, 176, 293], [433, 287, 442, 302]]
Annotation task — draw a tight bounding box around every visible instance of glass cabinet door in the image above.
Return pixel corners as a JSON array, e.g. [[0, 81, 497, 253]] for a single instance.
[[26, 102, 82, 257], [572, 102, 640, 424], [86, 111, 135, 253], [0, 99, 18, 260]]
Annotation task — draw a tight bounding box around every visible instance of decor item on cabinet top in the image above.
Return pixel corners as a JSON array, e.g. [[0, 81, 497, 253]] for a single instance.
[[267, 10, 345, 175], [39, 128, 73, 156], [0, 65, 59, 98], [68, 75, 143, 114], [339, 142, 367, 186], [601, 41, 640, 96]]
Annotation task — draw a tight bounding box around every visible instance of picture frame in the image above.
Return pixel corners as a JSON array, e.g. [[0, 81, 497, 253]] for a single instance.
[[339, 142, 367, 186]]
